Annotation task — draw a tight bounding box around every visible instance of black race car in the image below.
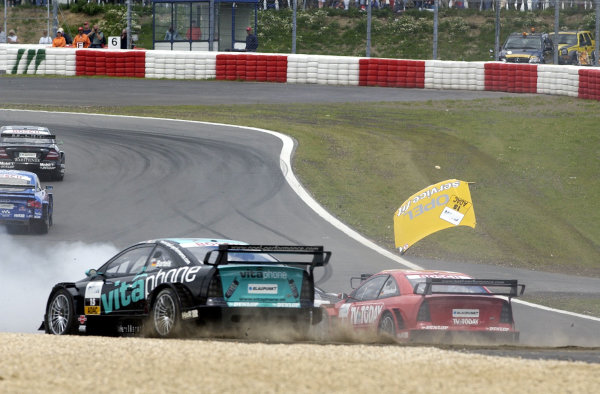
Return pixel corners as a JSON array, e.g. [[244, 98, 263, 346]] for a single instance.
[[42, 238, 331, 338], [0, 126, 65, 181]]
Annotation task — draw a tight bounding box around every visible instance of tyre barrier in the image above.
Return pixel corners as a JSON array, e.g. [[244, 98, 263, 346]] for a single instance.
[[2, 44, 600, 101]]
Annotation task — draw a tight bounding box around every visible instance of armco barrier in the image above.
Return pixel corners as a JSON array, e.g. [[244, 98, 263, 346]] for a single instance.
[[2, 44, 600, 102]]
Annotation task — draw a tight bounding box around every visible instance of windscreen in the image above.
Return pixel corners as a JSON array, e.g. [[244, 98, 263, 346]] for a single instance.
[[553, 34, 577, 46], [504, 36, 542, 50], [0, 173, 33, 191]]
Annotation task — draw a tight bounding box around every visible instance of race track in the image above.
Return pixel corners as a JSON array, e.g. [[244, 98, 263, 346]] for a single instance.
[[0, 78, 599, 363]]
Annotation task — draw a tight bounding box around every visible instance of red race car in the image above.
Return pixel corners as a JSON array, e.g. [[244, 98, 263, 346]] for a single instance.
[[327, 270, 525, 344]]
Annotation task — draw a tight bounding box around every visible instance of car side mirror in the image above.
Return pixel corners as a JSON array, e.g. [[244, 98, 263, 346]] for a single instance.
[[85, 269, 97, 278], [45, 185, 53, 191]]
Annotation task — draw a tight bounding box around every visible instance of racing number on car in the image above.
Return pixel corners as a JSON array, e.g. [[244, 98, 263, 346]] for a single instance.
[[84, 282, 103, 315]]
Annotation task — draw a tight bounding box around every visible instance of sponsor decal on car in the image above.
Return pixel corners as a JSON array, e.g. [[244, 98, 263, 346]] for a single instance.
[[421, 325, 449, 330], [452, 318, 479, 325], [487, 327, 510, 332], [350, 304, 384, 325], [248, 284, 278, 294], [182, 310, 199, 320], [452, 309, 479, 318]]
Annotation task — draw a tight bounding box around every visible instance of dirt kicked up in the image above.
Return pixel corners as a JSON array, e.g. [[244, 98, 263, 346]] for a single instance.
[[0, 333, 598, 393]]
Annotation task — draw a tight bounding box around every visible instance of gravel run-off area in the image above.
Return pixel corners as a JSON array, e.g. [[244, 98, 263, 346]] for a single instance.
[[1, 333, 599, 393]]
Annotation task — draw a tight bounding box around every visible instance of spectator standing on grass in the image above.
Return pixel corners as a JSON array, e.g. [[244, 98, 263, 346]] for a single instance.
[[73, 27, 90, 48], [7, 29, 18, 44], [165, 26, 179, 41], [39, 29, 52, 45], [121, 29, 133, 49], [0, 27, 6, 44], [245, 26, 258, 52], [52, 30, 66, 47], [88, 25, 105, 48]]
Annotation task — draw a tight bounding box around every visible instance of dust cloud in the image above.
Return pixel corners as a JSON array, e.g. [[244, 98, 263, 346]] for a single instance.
[[0, 229, 118, 333]]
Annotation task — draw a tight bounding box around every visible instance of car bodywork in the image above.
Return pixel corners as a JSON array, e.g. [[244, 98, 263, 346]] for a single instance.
[[328, 270, 525, 344], [42, 239, 331, 338], [0, 125, 65, 181], [0, 170, 53, 233], [550, 31, 595, 65], [499, 32, 554, 64]]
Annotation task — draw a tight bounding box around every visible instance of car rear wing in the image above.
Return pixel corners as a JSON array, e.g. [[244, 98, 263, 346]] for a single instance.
[[203, 244, 331, 271], [1, 133, 56, 139], [0, 183, 35, 189], [415, 278, 526, 298], [350, 273, 374, 289]]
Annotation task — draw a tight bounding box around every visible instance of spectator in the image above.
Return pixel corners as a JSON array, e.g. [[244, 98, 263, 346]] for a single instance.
[[186, 23, 201, 40], [7, 29, 18, 44], [73, 26, 90, 48], [121, 29, 132, 49], [165, 26, 179, 41], [0, 27, 6, 44], [245, 26, 258, 52], [39, 29, 52, 45], [88, 25, 105, 48], [52, 30, 66, 47], [82, 21, 92, 36], [58, 28, 72, 45]]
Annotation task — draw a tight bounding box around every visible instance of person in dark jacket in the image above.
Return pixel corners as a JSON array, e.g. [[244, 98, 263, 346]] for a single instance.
[[245, 27, 258, 52]]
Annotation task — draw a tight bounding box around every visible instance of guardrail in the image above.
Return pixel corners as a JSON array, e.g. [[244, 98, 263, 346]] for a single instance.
[[2, 44, 600, 101]]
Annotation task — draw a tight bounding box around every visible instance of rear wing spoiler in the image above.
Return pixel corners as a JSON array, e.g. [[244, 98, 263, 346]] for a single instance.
[[203, 244, 331, 271], [1, 133, 56, 139], [415, 278, 526, 298], [350, 273, 374, 289], [0, 183, 35, 189]]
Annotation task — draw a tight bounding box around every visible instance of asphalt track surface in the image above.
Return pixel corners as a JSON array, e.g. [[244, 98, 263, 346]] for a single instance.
[[0, 77, 598, 363]]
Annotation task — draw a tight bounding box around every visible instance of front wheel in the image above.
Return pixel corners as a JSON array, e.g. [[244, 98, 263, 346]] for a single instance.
[[46, 289, 77, 335], [150, 288, 182, 338]]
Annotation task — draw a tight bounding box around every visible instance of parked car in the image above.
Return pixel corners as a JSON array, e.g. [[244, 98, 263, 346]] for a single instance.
[[550, 30, 595, 65], [499, 32, 554, 64]]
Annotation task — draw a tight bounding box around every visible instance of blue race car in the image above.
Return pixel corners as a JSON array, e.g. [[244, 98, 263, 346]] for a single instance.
[[0, 170, 53, 234], [42, 239, 331, 338]]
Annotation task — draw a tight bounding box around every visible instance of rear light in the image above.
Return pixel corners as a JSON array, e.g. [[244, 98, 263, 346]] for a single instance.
[[207, 275, 223, 298], [0, 148, 8, 159], [45, 149, 60, 160], [416, 300, 431, 322], [500, 302, 513, 323], [27, 200, 42, 209]]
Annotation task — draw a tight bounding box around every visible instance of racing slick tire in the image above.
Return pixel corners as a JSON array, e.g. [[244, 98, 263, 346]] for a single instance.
[[45, 289, 78, 335], [378, 312, 397, 341], [33, 207, 50, 234], [150, 288, 182, 338]]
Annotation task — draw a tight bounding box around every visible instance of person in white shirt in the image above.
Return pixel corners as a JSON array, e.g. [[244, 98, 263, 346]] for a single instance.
[[7, 29, 18, 44], [39, 30, 52, 45]]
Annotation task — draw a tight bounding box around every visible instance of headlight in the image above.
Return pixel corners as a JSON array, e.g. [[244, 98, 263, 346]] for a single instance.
[[529, 56, 540, 63]]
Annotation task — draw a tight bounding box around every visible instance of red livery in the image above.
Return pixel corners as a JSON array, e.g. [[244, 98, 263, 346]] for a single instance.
[[327, 270, 525, 344]]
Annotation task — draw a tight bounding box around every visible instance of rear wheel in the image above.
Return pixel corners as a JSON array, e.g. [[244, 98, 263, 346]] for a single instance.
[[151, 288, 182, 338], [33, 207, 50, 234], [46, 289, 77, 335], [378, 312, 396, 341]]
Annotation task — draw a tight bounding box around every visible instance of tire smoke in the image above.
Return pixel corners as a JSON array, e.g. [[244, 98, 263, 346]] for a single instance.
[[0, 230, 119, 333]]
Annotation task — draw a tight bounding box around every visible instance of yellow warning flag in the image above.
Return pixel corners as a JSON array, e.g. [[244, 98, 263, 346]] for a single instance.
[[393, 179, 476, 253]]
